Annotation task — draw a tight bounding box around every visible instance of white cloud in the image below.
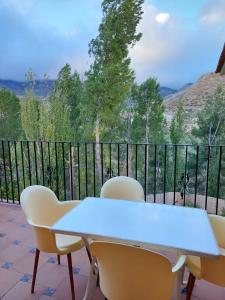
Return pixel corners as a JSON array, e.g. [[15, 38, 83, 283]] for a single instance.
[[129, 2, 225, 87], [155, 13, 170, 24], [1, 0, 225, 87], [130, 4, 186, 84], [199, 0, 225, 26]]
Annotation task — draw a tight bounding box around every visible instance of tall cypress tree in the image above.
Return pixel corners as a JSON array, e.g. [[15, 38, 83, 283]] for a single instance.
[[83, 0, 144, 141], [82, 0, 144, 182]]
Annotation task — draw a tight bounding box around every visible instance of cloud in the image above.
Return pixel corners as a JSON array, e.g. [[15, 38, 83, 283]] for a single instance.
[[0, 1, 94, 80], [1, 0, 225, 88], [199, 0, 225, 26], [130, 4, 187, 85], [129, 2, 225, 88], [130, 5, 180, 65], [155, 13, 170, 24]]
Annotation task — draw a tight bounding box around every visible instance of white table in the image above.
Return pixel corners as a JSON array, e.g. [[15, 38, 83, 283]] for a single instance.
[[51, 197, 219, 300], [52, 197, 219, 257]]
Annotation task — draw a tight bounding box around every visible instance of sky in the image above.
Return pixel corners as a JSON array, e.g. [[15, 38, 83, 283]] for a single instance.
[[0, 0, 225, 88]]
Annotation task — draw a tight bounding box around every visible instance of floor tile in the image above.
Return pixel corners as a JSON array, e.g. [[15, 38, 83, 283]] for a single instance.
[[0, 202, 224, 300], [43, 287, 56, 297], [37, 263, 68, 288], [20, 274, 32, 283], [12, 251, 49, 274], [1, 281, 44, 300], [54, 274, 88, 300], [0, 268, 21, 297], [0, 243, 28, 263], [193, 279, 225, 300]]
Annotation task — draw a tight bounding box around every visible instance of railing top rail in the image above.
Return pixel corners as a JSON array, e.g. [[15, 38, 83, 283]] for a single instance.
[[1, 139, 225, 147]]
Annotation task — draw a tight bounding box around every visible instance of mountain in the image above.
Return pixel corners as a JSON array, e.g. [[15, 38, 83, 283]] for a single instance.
[[0, 79, 178, 99], [159, 86, 177, 97], [165, 72, 225, 131], [0, 79, 55, 98]]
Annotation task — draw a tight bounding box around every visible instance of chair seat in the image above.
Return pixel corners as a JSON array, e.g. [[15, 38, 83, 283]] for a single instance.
[[187, 247, 225, 280], [186, 255, 201, 279], [56, 234, 84, 254]]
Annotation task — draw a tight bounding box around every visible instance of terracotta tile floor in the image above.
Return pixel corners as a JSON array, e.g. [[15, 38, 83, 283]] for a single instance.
[[0, 202, 224, 300]]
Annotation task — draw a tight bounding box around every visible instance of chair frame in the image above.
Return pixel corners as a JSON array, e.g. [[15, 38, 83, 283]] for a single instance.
[[20, 186, 92, 300], [84, 242, 186, 300], [186, 214, 225, 300]]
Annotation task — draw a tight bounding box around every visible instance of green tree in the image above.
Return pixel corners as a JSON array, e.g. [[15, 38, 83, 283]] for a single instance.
[[170, 100, 185, 144], [51, 64, 83, 141], [20, 70, 41, 140], [126, 78, 167, 192], [191, 87, 225, 199], [21, 89, 40, 140], [192, 86, 225, 145], [131, 78, 166, 144], [83, 0, 144, 181], [0, 89, 21, 139], [169, 101, 186, 197], [70, 71, 83, 141], [83, 0, 143, 140], [47, 98, 71, 141]]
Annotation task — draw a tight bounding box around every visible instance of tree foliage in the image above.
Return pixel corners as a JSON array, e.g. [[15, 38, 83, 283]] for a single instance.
[[170, 100, 185, 144], [131, 78, 166, 144], [21, 89, 40, 140], [83, 0, 144, 141], [192, 86, 225, 145], [0, 89, 21, 139], [51, 64, 83, 141]]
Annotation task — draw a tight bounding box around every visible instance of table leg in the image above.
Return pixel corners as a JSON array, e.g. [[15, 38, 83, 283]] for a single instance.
[[82, 237, 92, 263], [176, 265, 185, 300]]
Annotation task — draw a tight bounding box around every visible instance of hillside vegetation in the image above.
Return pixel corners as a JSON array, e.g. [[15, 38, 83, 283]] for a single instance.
[[165, 72, 225, 131]]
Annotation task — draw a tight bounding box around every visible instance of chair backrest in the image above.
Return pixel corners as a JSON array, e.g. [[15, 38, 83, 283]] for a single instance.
[[20, 185, 61, 253], [201, 215, 225, 286], [100, 176, 144, 201], [20, 185, 60, 226], [90, 241, 175, 300], [209, 214, 225, 248]]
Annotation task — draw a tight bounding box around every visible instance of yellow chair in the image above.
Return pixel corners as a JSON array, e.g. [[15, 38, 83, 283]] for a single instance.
[[100, 176, 144, 201], [20, 185, 89, 300], [85, 241, 186, 300], [186, 214, 225, 300]]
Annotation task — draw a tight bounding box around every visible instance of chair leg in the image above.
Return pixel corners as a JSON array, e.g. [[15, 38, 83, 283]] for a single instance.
[[85, 246, 92, 263], [97, 273, 100, 287], [176, 265, 185, 300], [82, 237, 92, 264], [186, 273, 196, 300], [31, 248, 40, 293], [57, 255, 60, 265], [67, 253, 75, 300]]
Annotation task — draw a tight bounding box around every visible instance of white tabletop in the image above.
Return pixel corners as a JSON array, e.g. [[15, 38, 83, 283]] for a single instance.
[[51, 197, 219, 257]]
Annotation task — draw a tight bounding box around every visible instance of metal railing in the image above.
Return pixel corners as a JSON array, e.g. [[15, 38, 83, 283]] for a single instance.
[[0, 140, 225, 215]]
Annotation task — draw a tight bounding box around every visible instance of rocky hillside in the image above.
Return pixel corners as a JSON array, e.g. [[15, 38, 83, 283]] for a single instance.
[[165, 73, 225, 131]]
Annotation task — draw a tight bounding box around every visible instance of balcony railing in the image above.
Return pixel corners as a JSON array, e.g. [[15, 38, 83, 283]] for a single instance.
[[0, 140, 225, 215]]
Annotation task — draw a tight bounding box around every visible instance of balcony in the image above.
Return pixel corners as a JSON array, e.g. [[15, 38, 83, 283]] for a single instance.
[[1, 140, 225, 299], [1, 202, 225, 299]]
